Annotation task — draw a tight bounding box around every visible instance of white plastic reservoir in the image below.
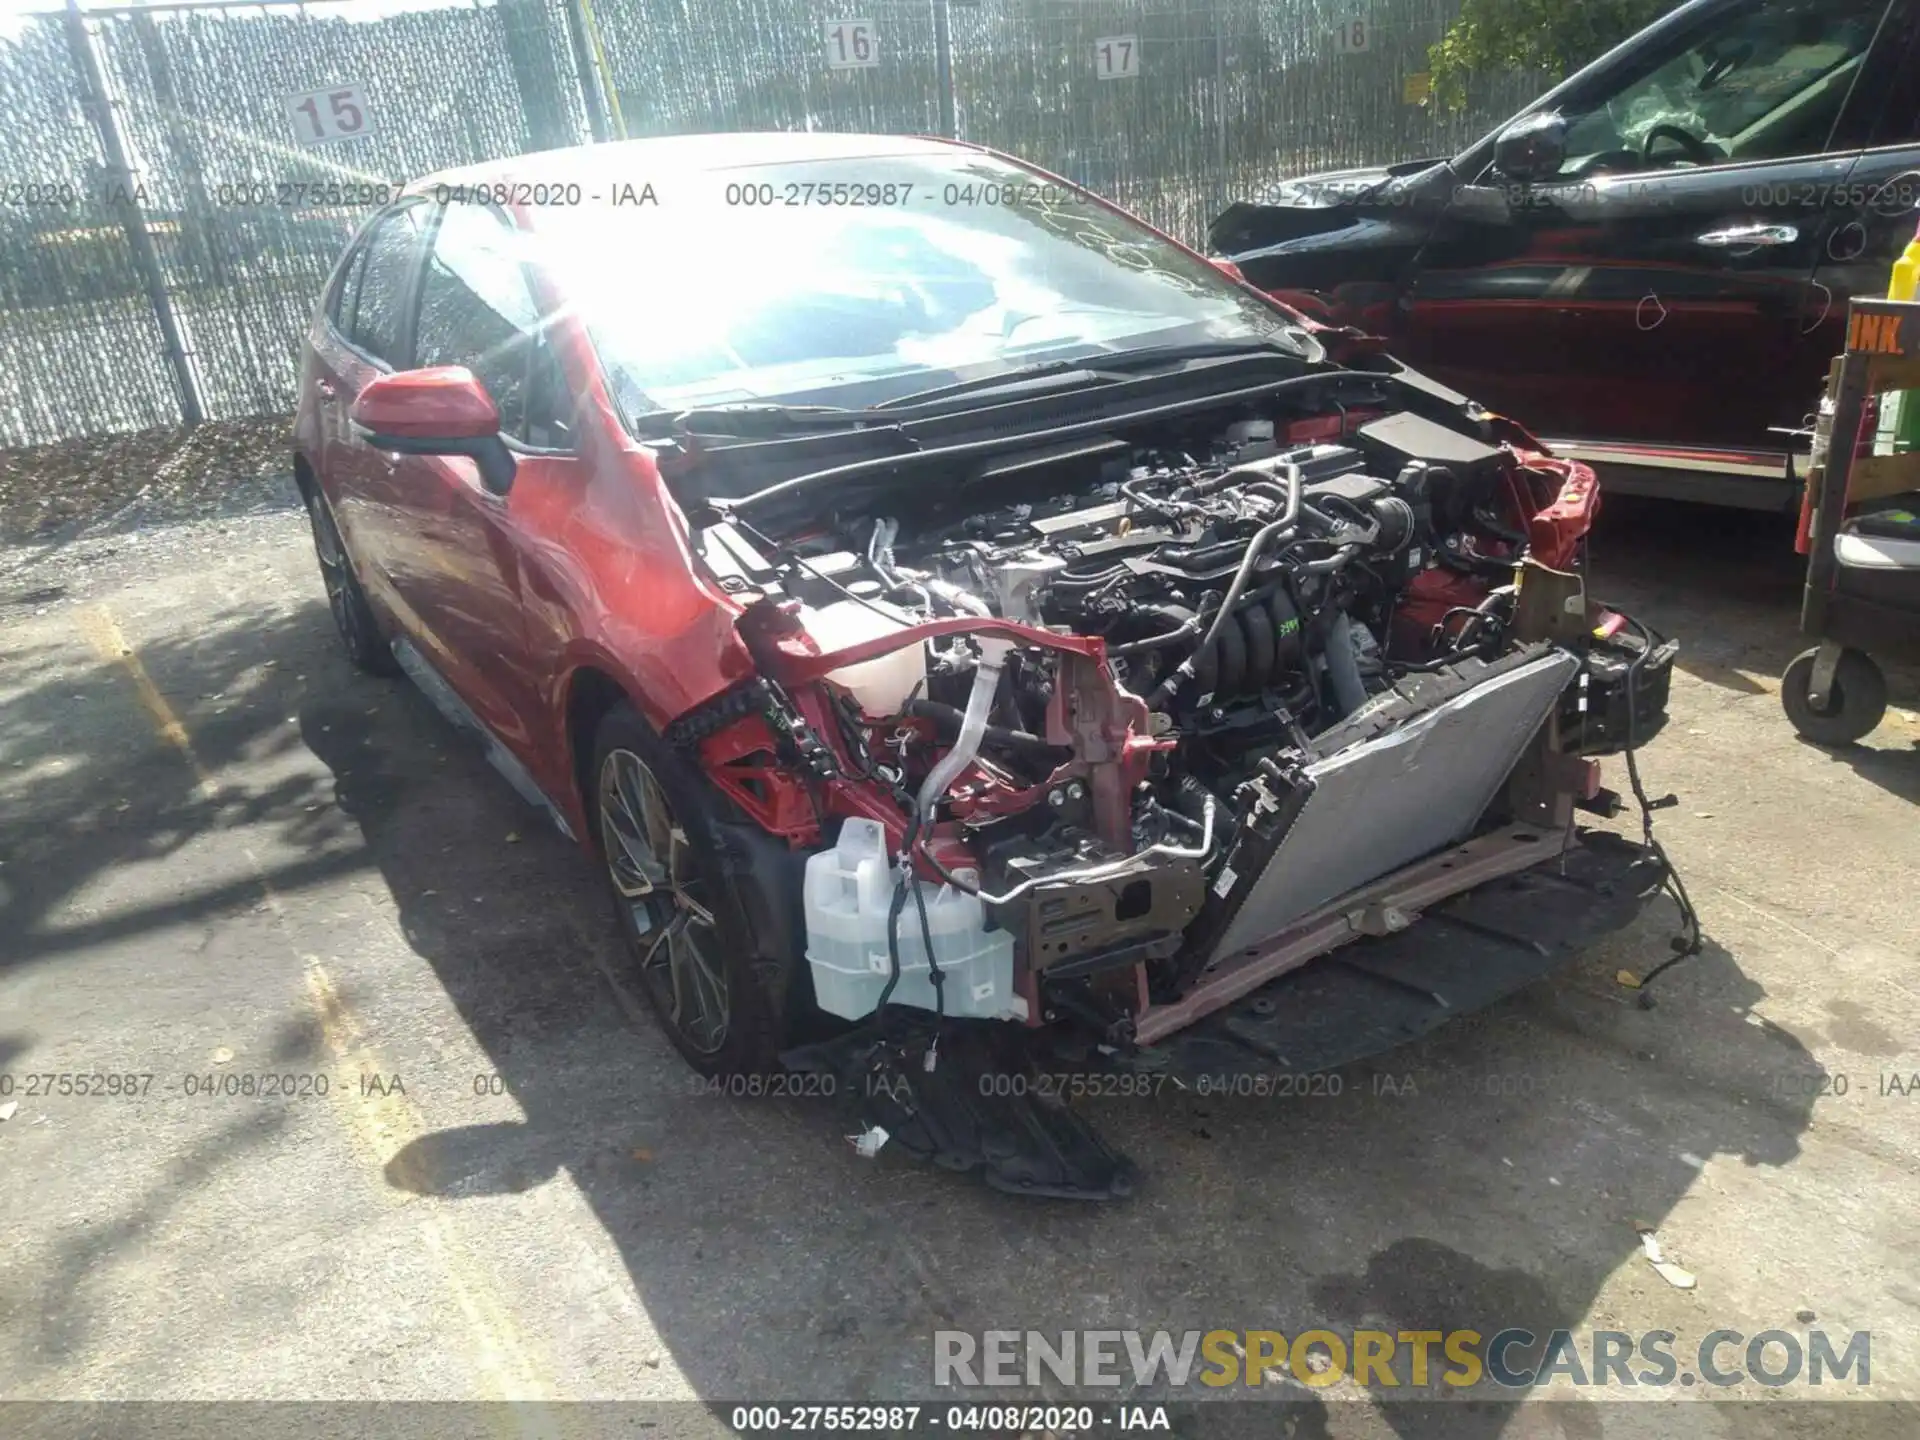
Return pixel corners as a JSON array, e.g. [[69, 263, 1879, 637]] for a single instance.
[[800, 597, 926, 716], [803, 818, 1025, 1022]]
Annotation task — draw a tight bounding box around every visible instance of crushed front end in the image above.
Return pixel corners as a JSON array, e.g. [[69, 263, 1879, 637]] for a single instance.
[[679, 388, 1682, 1197]]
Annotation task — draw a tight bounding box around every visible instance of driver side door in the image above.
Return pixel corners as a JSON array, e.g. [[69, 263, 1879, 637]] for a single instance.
[[1401, 0, 1893, 460]]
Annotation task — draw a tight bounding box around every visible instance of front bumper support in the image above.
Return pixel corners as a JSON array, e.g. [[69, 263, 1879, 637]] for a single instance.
[[1134, 830, 1663, 1079], [788, 831, 1666, 1198]]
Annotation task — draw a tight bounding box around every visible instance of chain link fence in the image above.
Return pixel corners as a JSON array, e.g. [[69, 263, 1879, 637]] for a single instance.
[[0, 0, 1538, 448]]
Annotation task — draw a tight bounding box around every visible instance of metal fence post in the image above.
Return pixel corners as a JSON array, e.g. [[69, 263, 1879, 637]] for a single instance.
[[62, 0, 205, 428], [560, 0, 611, 142], [933, 0, 955, 138], [1212, 3, 1225, 222], [129, 9, 228, 291]]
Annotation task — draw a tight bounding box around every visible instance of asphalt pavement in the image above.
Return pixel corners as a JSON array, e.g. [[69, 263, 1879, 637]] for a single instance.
[[1, 490, 1917, 1438]]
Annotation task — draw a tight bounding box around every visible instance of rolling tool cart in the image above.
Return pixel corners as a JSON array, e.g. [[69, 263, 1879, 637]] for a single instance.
[[1783, 296, 1920, 745]]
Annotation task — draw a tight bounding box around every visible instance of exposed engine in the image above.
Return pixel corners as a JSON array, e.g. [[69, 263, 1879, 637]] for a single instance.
[[692, 400, 1676, 1064], [901, 426, 1433, 748]]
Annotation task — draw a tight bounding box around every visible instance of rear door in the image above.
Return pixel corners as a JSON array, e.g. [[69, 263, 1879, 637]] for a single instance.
[[1401, 0, 1892, 455]]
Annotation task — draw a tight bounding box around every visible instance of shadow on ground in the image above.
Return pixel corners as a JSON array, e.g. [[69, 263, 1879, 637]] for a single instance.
[[287, 654, 1830, 1432], [0, 513, 1868, 1435], [1591, 496, 1918, 702], [0, 602, 365, 976]]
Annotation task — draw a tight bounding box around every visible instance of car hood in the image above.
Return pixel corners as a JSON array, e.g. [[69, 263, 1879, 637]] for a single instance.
[[1209, 157, 1450, 255]]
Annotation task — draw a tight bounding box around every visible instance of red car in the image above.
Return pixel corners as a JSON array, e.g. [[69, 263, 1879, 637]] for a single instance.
[[296, 133, 1684, 1198]]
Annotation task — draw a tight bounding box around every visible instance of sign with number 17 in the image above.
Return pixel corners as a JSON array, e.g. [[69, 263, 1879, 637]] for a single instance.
[[1093, 34, 1139, 80]]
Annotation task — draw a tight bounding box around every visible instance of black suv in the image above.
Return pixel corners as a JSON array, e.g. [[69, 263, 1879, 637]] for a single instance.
[[1211, 0, 1920, 509]]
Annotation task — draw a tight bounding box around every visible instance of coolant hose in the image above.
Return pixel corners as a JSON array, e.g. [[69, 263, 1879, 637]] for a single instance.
[[1324, 612, 1368, 719], [915, 637, 1015, 820]]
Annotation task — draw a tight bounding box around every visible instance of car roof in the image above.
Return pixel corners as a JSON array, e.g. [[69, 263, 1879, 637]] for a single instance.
[[412, 131, 974, 192]]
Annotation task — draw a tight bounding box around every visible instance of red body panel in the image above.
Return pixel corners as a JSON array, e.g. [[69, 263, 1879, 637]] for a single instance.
[[297, 205, 755, 844], [293, 137, 1343, 851]]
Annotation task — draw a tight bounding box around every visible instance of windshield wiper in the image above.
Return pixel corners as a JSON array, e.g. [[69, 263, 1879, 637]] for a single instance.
[[870, 337, 1306, 411], [1084, 336, 1310, 370], [869, 359, 1104, 410], [630, 403, 886, 439]]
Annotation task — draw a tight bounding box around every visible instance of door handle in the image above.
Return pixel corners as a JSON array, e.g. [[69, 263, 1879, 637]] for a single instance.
[[1695, 223, 1798, 248], [315, 378, 337, 398]]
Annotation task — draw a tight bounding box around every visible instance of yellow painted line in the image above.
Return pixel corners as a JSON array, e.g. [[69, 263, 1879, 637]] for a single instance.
[[78, 606, 199, 774], [80, 603, 556, 1412]]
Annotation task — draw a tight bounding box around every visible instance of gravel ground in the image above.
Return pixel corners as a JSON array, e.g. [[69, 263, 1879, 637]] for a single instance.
[[1, 457, 1917, 1437], [0, 416, 296, 568]]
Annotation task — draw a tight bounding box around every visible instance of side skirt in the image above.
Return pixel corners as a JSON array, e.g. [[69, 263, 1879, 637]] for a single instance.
[[390, 637, 576, 842]]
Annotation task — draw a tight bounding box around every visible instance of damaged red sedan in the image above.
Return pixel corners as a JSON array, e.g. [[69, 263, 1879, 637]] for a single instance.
[[295, 133, 1686, 1198]]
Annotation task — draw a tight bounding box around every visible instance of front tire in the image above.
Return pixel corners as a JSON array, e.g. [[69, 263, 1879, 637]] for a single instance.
[[1781, 646, 1886, 745], [590, 702, 789, 1076], [303, 484, 396, 675]]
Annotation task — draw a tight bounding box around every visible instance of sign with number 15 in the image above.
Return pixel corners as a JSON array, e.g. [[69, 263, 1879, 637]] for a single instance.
[[287, 84, 373, 145]]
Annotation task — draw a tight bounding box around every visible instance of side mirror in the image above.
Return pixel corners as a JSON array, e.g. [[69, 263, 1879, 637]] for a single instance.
[[1491, 111, 1568, 187], [351, 366, 517, 496]]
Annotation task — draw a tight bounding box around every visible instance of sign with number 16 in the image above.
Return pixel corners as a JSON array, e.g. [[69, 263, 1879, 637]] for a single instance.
[[825, 20, 879, 69]]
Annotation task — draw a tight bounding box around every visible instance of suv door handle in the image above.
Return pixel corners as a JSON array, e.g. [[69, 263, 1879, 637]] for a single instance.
[[1696, 223, 1799, 248]]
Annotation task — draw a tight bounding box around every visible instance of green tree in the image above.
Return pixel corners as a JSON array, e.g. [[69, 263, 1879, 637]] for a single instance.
[[1428, 0, 1681, 109]]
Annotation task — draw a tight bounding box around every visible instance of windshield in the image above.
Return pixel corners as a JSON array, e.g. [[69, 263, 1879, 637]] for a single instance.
[[531, 150, 1308, 421]]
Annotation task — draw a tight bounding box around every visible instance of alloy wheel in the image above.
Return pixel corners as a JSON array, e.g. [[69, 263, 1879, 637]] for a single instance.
[[598, 747, 730, 1055], [306, 492, 354, 644]]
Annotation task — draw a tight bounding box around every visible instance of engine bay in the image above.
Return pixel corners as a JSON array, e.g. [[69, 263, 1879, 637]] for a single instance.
[[687, 395, 1677, 1056]]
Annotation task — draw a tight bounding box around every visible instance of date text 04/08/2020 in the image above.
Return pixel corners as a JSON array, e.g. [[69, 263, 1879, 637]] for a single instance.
[[721, 180, 1094, 208]]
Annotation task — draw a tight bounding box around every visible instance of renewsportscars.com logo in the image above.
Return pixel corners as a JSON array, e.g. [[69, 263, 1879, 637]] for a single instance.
[[933, 1328, 1872, 1391]]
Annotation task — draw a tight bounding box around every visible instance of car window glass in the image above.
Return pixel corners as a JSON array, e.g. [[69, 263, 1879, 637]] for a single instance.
[[348, 204, 426, 363], [414, 203, 545, 442], [330, 240, 368, 331], [1863, 25, 1920, 148], [534, 152, 1310, 427], [1552, 0, 1889, 176]]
